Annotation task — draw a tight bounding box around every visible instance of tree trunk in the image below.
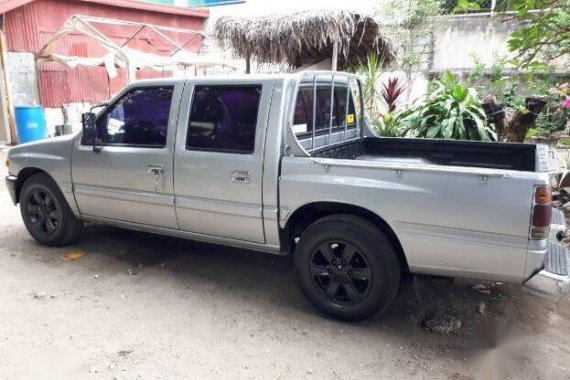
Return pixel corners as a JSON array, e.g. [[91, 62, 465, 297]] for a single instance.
[[483, 95, 547, 143]]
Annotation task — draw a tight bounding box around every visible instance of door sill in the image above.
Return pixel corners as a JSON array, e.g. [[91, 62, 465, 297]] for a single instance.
[[81, 215, 283, 255]]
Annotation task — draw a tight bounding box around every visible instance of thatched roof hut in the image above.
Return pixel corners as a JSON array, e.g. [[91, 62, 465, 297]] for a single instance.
[[213, 10, 394, 71]]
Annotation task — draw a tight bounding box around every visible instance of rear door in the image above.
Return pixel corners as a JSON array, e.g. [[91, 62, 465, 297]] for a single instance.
[[173, 79, 274, 243], [72, 82, 182, 228]]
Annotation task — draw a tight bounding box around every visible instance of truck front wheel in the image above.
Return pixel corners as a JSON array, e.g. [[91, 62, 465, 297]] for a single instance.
[[294, 214, 401, 321], [19, 173, 83, 247]]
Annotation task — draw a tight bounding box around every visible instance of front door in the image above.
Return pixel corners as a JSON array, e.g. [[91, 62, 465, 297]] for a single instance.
[[174, 80, 273, 243], [72, 82, 183, 229]]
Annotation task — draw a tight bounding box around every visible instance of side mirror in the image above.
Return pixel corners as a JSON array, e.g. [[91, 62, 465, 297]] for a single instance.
[[81, 112, 96, 133], [81, 112, 100, 153]]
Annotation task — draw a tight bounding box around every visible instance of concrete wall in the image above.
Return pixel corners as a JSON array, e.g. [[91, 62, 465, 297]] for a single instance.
[[5, 51, 89, 138], [7, 52, 39, 106], [0, 68, 10, 144], [431, 13, 519, 73], [390, 13, 520, 105]]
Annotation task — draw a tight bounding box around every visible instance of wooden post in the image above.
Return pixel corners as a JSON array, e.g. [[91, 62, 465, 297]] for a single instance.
[[245, 52, 251, 74], [331, 41, 338, 71], [0, 26, 17, 144]]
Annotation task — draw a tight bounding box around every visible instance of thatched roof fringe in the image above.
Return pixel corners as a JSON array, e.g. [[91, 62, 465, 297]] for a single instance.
[[213, 10, 394, 70]]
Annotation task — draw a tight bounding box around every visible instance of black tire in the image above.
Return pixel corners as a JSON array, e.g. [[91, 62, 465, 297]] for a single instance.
[[19, 173, 83, 247], [294, 214, 401, 321]]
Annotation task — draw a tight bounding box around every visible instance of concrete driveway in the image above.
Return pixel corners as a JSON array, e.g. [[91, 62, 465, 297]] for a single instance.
[[1, 147, 569, 380]]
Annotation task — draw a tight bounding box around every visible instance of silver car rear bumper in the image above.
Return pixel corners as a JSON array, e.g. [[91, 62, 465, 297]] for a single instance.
[[524, 236, 570, 298], [524, 269, 570, 297]]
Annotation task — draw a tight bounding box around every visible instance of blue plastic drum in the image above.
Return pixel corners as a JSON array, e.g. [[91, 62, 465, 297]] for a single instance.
[[15, 105, 47, 144]]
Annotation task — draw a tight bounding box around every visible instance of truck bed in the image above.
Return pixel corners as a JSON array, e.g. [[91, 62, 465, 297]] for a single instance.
[[311, 137, 537, 172]]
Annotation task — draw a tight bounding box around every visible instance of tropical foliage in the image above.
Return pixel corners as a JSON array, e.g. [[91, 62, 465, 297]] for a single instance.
[[359, 52, 384, 114], [467, 57, 570, 138], [401, 73, 496, 141], [506, 0, 570, 67], [382, 77, 406, 113], [456, 0, 570, 67], [373, 77, 408, 137]]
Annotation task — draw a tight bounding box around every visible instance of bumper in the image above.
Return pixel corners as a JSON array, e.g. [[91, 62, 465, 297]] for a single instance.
[[524, 269, 570, 298], [5, 175, 17, 205]]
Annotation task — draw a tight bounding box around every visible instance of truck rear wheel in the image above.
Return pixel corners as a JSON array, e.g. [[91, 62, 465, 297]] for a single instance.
[[294, 214, 401, 321], [19, 173, 83, 247]]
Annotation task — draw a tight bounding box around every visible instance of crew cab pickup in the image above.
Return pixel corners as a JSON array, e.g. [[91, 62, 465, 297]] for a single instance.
[[5, 71, 569, 320]]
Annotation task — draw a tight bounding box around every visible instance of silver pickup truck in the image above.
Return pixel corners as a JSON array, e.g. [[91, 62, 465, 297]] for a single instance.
[[5, 71, 569, 320]]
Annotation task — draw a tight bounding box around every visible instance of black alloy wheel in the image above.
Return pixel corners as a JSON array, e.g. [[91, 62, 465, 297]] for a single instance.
[[295, 214, 401, 321], [310, 240, 372, 306], [25, 189, 60, 235], [19, 173, 83, 247]]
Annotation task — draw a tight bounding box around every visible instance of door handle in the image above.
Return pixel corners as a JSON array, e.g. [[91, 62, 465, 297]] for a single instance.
[[231, 170, 251, 184], [147, 165, 164, 175]]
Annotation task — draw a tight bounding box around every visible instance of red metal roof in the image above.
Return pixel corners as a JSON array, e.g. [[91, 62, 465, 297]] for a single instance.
[[0, 0, 35, 14], [0, 0, 209, 17], [4, 0, 207, 107]]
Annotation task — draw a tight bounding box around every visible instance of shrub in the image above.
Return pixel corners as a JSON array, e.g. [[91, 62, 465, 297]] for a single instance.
[[370, 114, 407, 137], [402, 72, 496, 141], [382, 77, 406, 113]]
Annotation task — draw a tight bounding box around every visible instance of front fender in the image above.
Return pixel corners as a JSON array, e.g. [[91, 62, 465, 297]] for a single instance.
[[7, 134, 79, 215]]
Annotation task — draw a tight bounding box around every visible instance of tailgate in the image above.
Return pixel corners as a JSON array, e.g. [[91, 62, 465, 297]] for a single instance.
[[525, 147, 570, 296]]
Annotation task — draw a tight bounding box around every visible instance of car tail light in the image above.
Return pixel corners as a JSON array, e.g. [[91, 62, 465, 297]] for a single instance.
[[530, 185, 552, 239]]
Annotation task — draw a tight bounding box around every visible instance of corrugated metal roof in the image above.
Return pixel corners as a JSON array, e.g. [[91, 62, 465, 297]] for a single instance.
[[0, 0, 209, 17], [0, 0, 35, 15], [4, 0, 206, 107], [4, 2, 40, 53]]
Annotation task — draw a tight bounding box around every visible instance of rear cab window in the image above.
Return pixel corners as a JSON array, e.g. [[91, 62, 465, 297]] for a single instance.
[[292, 81, 361, 139]]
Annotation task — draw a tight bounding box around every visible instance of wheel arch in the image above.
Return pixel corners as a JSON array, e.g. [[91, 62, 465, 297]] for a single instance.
[[14, 167, 56, 204], [282, 202, 409, 272]]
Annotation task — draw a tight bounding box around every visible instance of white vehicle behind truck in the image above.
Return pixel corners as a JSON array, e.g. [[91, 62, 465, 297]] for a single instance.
[[5, 71, 569, 321]]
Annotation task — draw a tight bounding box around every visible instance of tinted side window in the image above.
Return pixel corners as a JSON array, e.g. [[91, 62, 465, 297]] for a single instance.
[[91, 86, 173, 147], [187, 85, 261, 154]]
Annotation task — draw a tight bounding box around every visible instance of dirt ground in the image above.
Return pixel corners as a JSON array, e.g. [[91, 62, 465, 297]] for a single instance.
[[1, 148, 570, 380]]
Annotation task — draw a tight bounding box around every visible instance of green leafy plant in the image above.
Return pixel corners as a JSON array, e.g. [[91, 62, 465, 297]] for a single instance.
[[368, 76, 408, 137], [370, 117, 407, 137], [467, 55, 569, 139], [559, 137, 570, 148], [452, 0, 483, 13], [402, 72, 496, 141], [467, 56, 527, 110], [358, 51, 384, 114], [506, 0, 570, 67]]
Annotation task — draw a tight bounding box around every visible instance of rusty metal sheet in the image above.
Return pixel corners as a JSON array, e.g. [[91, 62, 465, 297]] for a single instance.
[[4, 0, 206, 106]]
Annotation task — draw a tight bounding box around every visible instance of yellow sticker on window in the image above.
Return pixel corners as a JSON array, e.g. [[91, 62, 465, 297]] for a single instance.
[[347, 114, 355, 124]]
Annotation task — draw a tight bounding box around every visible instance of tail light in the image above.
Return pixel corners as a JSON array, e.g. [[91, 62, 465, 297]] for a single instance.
[[530, 185, 552, 239]]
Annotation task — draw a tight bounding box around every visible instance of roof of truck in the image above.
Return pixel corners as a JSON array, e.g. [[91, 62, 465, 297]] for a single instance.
[[133, 71, 360, 86]]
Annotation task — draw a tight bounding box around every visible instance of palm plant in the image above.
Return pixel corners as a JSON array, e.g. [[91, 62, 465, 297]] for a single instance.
[[402, 72, 497, 141], [359, 51, 384, 114]]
